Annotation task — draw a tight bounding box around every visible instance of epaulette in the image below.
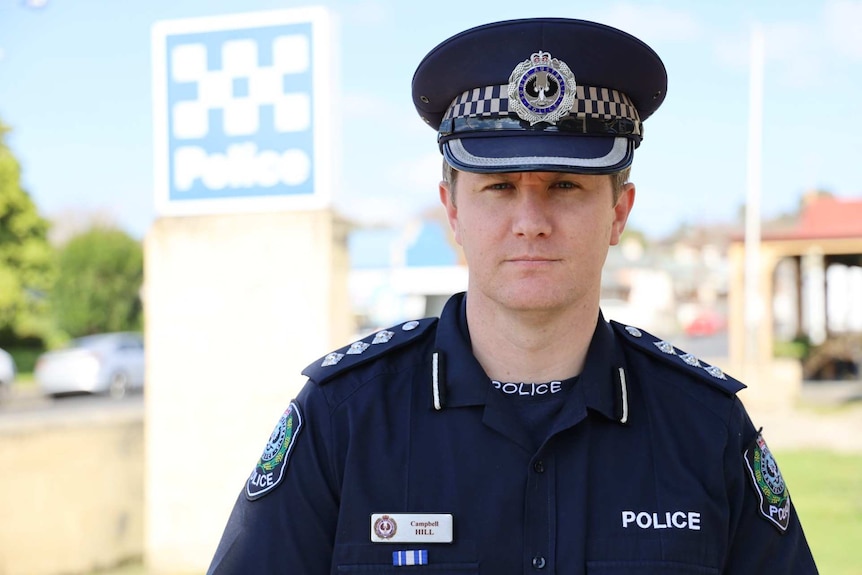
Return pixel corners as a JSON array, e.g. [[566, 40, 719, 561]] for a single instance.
[[610, 320, 745, 396], [302, 318, 438, 386]]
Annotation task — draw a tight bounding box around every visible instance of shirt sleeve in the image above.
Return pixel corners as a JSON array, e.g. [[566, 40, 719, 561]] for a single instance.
[[207, 381, 339, 574], [722, 398, 819, 574]]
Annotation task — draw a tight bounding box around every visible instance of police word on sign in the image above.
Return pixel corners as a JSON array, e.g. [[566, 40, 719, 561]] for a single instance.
[[168, 32, 313, 194], [174, 143, 310, 191]]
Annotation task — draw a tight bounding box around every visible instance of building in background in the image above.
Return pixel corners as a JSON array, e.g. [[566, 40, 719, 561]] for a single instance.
[[728, 192, 862, 382], [346, 214, 734, 343], [348, 212, 467, 337]]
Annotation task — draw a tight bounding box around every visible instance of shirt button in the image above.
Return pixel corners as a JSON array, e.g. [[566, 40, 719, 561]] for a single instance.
[[532, 556, 546, 569], [533, 460, 545, 473]]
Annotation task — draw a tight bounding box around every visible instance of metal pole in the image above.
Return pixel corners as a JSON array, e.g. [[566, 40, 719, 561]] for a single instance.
[[744, 23, 764, 367]]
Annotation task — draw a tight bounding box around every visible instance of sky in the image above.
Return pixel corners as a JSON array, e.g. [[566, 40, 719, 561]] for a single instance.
[[1, 0, 861, 241]]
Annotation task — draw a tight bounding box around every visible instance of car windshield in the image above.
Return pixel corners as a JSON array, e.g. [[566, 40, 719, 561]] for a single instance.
[[68, 333, 141, 350], [69, 335, 114, 349]]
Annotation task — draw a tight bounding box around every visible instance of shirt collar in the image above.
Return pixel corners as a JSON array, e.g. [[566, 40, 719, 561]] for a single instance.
[[433, 292, 629, 424], [579, 313, 630, 424], [433, 293, 488, 408]]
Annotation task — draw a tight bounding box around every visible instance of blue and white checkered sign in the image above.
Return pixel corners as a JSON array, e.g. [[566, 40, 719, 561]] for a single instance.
[[152, 8, 333, 215]]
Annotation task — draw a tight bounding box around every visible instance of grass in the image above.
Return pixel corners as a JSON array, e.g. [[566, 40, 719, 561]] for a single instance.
[[777, 450, 862, 574], [13, 371, 34, 386], [90, 562, 150, 575]]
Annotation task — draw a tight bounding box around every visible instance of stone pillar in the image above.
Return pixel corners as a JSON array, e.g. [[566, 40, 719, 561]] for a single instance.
[[801, 248, 827, 345], [729, 242, 802, 413], [143, 210, 351, 573]]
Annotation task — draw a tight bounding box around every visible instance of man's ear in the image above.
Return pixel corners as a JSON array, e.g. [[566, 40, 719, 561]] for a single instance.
[[610, 182, 635, 246], [439, 181, 462, 246]]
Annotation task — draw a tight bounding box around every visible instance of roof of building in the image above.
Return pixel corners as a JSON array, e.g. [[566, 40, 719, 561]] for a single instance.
[[760, 195, 862, 241]]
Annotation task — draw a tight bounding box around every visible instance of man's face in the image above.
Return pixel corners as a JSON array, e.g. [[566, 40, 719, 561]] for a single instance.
[[440, 170, 634, 314]]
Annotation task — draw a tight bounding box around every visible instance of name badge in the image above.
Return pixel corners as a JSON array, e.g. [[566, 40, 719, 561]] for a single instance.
[[371, 513, 453, 543]]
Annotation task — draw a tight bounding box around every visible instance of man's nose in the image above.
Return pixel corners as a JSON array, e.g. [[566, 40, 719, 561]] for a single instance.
[[511, 193, 552, 238]]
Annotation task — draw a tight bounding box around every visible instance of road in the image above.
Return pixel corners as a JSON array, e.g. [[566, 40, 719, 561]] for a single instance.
[[1, 361, 858, 453], [0, 386, 143, 430]]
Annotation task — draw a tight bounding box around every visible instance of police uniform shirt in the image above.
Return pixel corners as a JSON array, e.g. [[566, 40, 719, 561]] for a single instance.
[[208, 292, 818, 574]]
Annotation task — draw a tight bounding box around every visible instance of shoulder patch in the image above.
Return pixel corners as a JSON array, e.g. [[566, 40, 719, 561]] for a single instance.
[[610, 320, 745, 396], [744, 432, 791, 532], [302, 318, 438, 386], [246, 401, 303, 501]]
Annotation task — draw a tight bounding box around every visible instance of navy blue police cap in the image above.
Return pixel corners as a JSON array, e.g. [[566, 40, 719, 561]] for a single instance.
[[412, 18, 667, 174]]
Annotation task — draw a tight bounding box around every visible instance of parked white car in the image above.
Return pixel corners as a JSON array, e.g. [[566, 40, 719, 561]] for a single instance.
[[0, 347, 16, 398], [34, 332, 144, 398]]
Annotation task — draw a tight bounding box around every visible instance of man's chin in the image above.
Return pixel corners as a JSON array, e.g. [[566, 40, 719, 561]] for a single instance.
[[494, 289, 573, 314]]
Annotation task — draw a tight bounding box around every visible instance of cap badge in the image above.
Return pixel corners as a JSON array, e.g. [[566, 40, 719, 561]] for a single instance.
[[507, 50, 576, 125]]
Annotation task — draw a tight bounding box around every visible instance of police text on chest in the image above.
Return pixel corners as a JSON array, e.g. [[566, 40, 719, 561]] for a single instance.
[[622, 510, 701, 530]]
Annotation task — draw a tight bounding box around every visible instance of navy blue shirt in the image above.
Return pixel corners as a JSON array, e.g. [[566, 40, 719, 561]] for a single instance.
[[208, 292, 817, 574]]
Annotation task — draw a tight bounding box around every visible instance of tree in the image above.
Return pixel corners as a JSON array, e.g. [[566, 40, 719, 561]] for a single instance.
[[51, 227, 143, 337], [0, 120, 56, 346]]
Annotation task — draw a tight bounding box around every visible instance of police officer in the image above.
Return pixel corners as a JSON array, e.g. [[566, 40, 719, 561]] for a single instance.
[[208, 18, 818, 574]]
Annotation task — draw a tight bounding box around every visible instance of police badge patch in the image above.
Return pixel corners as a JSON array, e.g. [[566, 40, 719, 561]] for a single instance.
[[246, 401, 303, 500], [743, 432, 791, 532]]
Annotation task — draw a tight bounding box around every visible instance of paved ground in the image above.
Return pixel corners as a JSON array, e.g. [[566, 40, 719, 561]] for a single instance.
[[5, 381, 859, 453], [745, 382, 862, 453]]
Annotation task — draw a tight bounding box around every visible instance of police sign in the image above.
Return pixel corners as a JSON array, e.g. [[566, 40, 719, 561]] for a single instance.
[[152, 8, 333, 215]]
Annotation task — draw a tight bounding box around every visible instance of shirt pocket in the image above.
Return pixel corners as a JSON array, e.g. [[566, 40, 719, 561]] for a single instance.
[[586, 561, 719, 575], [335, 542, 479, 574], [586, 534, 720, 575]]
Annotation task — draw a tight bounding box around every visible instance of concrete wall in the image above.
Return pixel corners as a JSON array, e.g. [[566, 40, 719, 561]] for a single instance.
[[0, 408, 144, 575]]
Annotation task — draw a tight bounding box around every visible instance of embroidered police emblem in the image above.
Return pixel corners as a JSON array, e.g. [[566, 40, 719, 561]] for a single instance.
[[507, 50, 576, 125], [374, 515, 398, 539], [246, 401, 303, 500], [743, 433, 790, 532]]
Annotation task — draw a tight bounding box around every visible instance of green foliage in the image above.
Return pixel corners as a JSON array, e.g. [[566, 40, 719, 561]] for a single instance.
[[619, 226, 648, 246], [4, 346, 41, 373], [0, 120, 56, 346], [773, 338, 809, 360], [52, 227, 143, 337]]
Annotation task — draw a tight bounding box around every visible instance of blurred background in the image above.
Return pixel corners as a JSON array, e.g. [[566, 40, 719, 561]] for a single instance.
[[1, 1, 861, 574]]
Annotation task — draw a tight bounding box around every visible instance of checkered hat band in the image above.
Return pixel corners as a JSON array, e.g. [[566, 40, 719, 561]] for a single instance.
[[443, 84, 640, 123]]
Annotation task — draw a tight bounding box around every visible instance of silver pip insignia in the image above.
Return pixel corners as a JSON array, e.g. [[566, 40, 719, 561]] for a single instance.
[[372, 330, 395, 345]]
